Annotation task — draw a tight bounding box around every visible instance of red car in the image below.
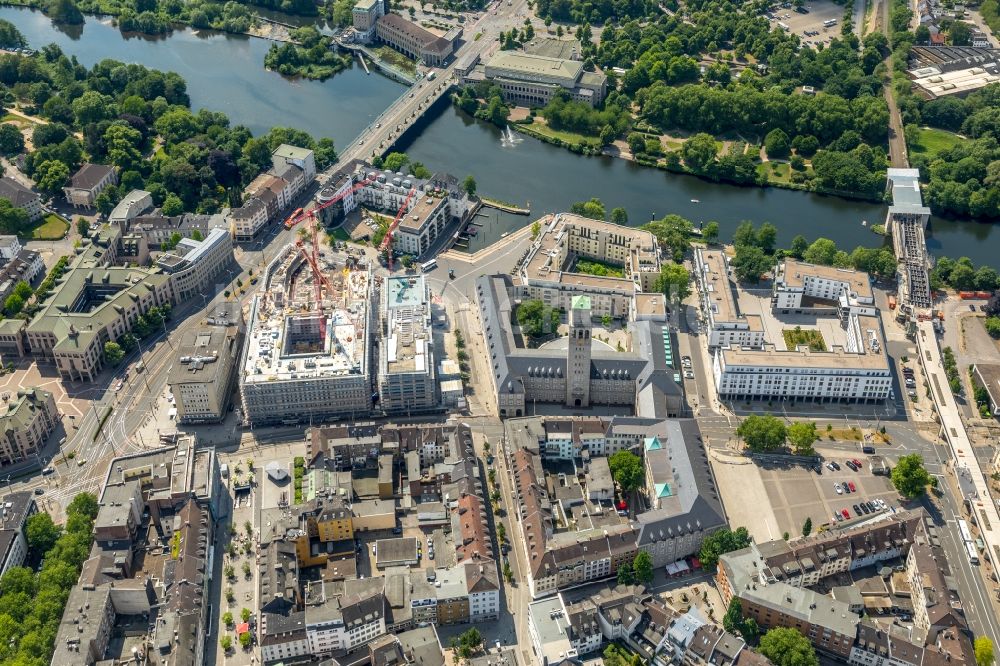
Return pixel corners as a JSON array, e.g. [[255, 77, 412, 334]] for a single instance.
[[852, 459, 863, 468], [848, 481, 856, 492], [841, 509, 850, 520]]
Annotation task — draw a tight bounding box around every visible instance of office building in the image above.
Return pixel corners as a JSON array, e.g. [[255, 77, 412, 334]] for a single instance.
[[693, 248, 765, 349], [155, 227, 234, 303], [128, 211, 228, 248], [108, 189, 152, 227], [239, 245, 374, 425], [0, 491, 37, 576], [465, 50, 607, 106], [168, 302, 245, 424], [378, 276, 437, 413], [0, 387, 57, 468], [20, 226, 173, 381], [352, 0, 387, 42]]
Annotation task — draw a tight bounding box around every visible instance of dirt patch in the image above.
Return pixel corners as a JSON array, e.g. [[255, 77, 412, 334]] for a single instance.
[[507, 106, 531, 122]]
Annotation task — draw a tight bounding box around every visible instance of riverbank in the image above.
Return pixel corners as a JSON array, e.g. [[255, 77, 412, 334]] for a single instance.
[[510, 118, 884, 205]]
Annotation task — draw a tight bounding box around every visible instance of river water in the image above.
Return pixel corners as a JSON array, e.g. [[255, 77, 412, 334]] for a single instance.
[[3, 6, 997, 266]]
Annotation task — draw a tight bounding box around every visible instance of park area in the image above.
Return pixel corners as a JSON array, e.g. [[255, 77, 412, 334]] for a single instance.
[[908, 127, 962, 158]]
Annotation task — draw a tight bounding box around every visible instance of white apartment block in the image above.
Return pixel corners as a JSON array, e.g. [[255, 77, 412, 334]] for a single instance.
[[773, 259, 876, 318], [693, 248, 765, 349], [0, 236, 21, 261]]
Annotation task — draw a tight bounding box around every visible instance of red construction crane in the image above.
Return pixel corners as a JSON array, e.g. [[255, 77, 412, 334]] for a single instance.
[[284, 173, 378, 230], [379, 188, 417, 271]]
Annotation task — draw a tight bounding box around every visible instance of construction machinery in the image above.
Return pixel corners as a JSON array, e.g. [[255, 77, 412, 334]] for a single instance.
[[284, 173, 378, 230], [379, 187, 417, 271]]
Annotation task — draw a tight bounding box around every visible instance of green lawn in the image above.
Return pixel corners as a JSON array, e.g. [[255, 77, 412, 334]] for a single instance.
[[372, 46, 416, 74], [327, 227, 350, 242], [29, 213, 69, 240], [574, 258, 624, 278], [911, 127, 962, 157], [524, 122, 601, 149], [783, 328, 827, 352]]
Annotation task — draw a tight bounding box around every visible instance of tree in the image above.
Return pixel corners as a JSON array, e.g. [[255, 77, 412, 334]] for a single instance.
[[891, 454, 934, 498], [790, 234, 809, 259], [731, 245, 771, 284], [803, 238, 838, 266], [654, 263, 691, 301], [702, 221, 719, 244], [699, 527, 752, 569], [161, 193, 184, 216], [609, 450, 644, 493], [454, 628, 484, 659], [104, 341, 125, 366], [26, 513, 62, 557], [239, 631, 252, 649], [759, 627, 819, 666], [632, 551, 654, 584], [975, 637, 994, 666], [0, 124, 24, 156], [383, 152, 409, 172], [67, 493, 99, 520], [220, 635, 233, 651], [723, 598, 759, 642], [610, 207, 628, 225], [33, 159, 70, 197], [76, 217, 89, 236], [617, 561, 635, 584], [3, 293, 23, 316], [681, 133, 718, 172], [764, 128, 791, 159], [802, 517, 813, 537], [462, 175, 477, 197], [516, 299, 558, 338], [737, 414, 787, 452], [530, 221, 541, 239], [570, 198, 606, 220], [786, 422, 818, 454], [222, 611, 234, 628], [241, 607, 251, 622]]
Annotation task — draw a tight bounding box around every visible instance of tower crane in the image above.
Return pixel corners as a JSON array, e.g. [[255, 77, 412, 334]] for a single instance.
[[379, 187, 417, 271]]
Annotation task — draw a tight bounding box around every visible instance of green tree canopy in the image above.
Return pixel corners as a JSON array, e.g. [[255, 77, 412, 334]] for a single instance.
[[0, 124, 25, 156], [699, 527, 752, 569], [786, 422, 818, 454], [632, 550, 654, 584], [609, 450, 644, 493], [515, 299, 559, 339], [891, 454, 934, 498], [759, 627, 819, 666], [104, 341, 125, 365], [26, 513, 62, 558], [731, 244, 771, 283], [975, 637, 994, 666], [737, 414, 787, 452], [702, 221, 720, 244], [462, 175, 477, 197], [570, 197, 606, 220]]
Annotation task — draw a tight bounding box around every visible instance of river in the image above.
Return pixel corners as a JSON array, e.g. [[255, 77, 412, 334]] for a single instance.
[[3, 6, 997, 267]]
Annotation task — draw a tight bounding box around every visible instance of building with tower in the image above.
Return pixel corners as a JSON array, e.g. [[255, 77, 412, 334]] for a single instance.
[[566, 295, 593, 408]]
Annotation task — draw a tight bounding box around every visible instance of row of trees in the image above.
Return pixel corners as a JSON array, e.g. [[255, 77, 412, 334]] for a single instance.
[[729, 221, 898, 284], [0, 493, 98, 664], [736, 414, 818, 455], [2, 46, 336, 218], [103, 303, 172, 364], [929, 256, 1000, 293]]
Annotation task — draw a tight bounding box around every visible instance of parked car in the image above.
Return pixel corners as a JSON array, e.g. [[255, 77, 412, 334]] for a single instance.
[[834, 483, 844, 494], [848, 481, 856, 492], [841, 509, 850, 520], [846, 460, 858, 472], [853, 504, 861, 515], [860, 503, 871, 514]]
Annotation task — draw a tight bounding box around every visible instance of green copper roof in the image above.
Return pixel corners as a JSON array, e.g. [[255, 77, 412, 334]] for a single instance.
[[571, 295, 591, 310], [654, 483, 673, 498], [644, 436, 662, 451]]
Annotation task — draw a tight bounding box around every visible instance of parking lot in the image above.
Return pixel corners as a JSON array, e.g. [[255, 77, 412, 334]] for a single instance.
[[758, 448, 899, 536], [766, 0, 844, 47]]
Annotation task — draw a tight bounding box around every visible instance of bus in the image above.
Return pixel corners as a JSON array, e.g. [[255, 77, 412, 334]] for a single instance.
[[966, 540, 980, 565], [420, 259, 438, 272], [958, 518, 973, 545]]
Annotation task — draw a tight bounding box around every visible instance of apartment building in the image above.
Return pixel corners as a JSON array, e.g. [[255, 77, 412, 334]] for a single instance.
[[0, 388, 58, 468], [0, 249, 45, 303], [21, 226, 174, 381], [0, 491, 37, 576], [230, 197, 269, 240], [155, 227, 233, 302], [230, 144, 315, 240], [0, 177, 42, 221], [304, 584, 387, 656], [375, 13, 457, 66], [128, 211, 228, 247], [52, 440, 222, 665], [167, 302, 244, 423], [0, 236, 20, 261], [63, 163, 117, 208], [316, 161, 470, 257], [739, 584, 860, 659], [378, 276, 437, 413], [773, 259, 876, 318], [693, 248, 765, 349], [273, 143, 316, 187]]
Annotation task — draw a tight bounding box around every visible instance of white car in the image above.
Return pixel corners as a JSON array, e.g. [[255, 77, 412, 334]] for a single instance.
[[834, 483, 844, 494]]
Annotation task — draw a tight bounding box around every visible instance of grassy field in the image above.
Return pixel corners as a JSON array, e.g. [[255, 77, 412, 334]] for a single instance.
[[910, 127, 962, 157], [783, 327, 827, 352], [29, 213, 69, 240], [372, 46, 416, 74], [522, 122, 601, 149]]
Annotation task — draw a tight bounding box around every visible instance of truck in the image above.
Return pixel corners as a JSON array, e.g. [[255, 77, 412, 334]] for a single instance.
[[888, 295, 896, 310], [426, 71, 436, 81]]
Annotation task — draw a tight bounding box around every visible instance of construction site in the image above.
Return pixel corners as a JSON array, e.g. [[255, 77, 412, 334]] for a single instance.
[[238, 228, 376, 426]]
